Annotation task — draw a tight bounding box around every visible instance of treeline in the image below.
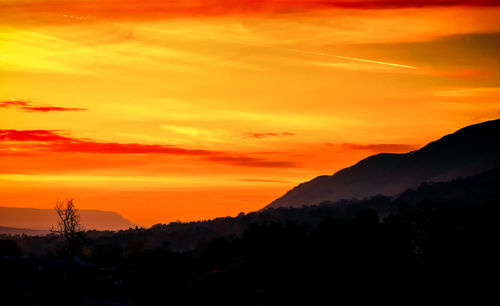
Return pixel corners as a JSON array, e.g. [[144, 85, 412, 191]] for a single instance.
[[6, 167, 500, 256], [1, 168, 499, 304]]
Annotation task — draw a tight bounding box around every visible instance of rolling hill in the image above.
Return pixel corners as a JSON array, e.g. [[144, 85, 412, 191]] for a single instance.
[[265, 118, 500, 209]]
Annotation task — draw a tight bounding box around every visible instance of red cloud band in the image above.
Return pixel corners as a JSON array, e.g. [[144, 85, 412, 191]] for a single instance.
[[0, 129, 74, 142], [0, 100, 86, 112], [0, 129, 214, 155], [2, 0, 499, 22], [0, 129, 296, 168]]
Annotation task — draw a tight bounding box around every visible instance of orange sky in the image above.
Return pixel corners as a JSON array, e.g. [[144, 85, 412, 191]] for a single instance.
[[1, 0, 500, 226]]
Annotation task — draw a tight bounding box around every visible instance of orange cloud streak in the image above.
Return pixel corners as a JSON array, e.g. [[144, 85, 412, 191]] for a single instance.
[[0, 100, 87, 112], [0, 129, 299, 168], [3, 0, 500, 21], [341, 143, 420, 153]]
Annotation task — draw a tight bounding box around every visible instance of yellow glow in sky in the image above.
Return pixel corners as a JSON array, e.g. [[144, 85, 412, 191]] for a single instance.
[[1, 1, 500, 225]]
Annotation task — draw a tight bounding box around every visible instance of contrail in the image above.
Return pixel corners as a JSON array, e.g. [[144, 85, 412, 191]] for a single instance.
[[333, 55, 418, 69], [284, 48, 418, 70], [55, 13, 418, 70]]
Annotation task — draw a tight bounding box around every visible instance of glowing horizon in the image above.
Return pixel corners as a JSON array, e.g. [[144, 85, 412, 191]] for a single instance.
[[1, 0, 500, 226]]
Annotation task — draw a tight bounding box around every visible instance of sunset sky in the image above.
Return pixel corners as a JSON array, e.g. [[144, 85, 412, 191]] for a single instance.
[[1, 0, 500, 226]]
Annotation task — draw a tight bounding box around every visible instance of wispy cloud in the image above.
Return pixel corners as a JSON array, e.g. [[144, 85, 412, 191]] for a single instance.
[[244, 132, 295, 139], [160, 124, 229, 144], [424, 68, 490, 79], [0, 100, 86, 112], [341, 143, 419, 153], [434, 87, 500, 97], [206, 156, 297, 168], [240, 178, 292, 183], [2, 1, 499, 23]]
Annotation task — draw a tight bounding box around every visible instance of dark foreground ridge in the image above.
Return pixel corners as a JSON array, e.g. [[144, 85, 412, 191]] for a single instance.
[[266, 118, 500, 209], [1, 167, 499, 304]]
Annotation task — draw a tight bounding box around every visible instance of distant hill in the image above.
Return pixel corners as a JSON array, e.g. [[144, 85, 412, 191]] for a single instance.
[[266, 118, 500, 209], [0, 226, 51, 236], [0, 207, 136, 232]]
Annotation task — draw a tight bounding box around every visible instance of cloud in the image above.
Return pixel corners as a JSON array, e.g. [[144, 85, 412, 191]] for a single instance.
[[0, 129, 214, 155], [434, 87, 500, 97], [434, 69, 490, 79], [206, 156, 297, 168], [2, 0, 498, 24], [240, 178, 292, 183], [0, 129, 73, 142], [23, 106, 87, 112], [0, 100, 86, 112], [0, 129, 297, 167], [0, 101, 28, 107], [49, 142, 214, 155], [244, 132, 295, 139], [341, 143, 419, 153], [320, 0, 500, 9], [160, 124, 228, 143], [412, 68, 491, 79]]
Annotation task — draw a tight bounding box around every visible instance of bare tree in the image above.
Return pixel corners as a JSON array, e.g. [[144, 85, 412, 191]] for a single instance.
[[51, 198, 84, 255]]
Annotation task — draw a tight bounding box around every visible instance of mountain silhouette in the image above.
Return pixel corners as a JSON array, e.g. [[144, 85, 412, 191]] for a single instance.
[[0, 226, 51, 236], [265, 118, 500, 209], [0, 207, 136, 232]]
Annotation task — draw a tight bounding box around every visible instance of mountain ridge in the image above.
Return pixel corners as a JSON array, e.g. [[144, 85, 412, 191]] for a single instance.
[[265, 118, 500, 209]]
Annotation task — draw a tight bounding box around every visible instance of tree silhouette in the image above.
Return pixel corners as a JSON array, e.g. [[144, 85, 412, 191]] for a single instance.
[[51, 198, 84, 256]]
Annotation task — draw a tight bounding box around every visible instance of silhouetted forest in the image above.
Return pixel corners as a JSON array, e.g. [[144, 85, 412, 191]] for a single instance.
[[1, 168, 499, 305]]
